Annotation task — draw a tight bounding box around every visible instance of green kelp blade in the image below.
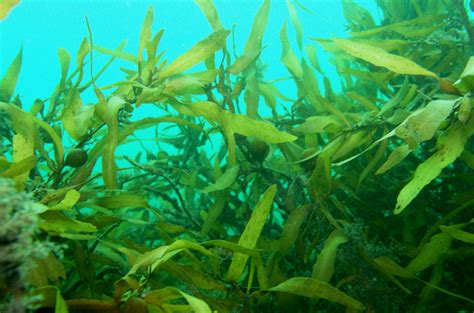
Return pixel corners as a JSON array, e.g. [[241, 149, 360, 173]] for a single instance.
[[242, 0, 270, 54], [356, 134, 388, 189], [0, 156, 10, 171], [228, 0, 270, 74], [27, 253, 66, 287], [373, 256, 414, 279], [280, 21, 303, 79], [294, 115, 343, 134], [202, 165, 239, 193], [454, 57, 474, 93], [194, 0, 224, 31], [95, 96, 126, 189], [305, 45, 322, 73], [244, 67, 259, 117], [406, 232, 452, 274], [394, 117, 474, 214], [177, 289, 212, 313], [375, 144, 412, 175], [127, 240, 215, 276], [278, 204, 310, 255], [0, 155, 36, 179], [145, 30, 164, 69], [145, 287, 212, 313], [286, 0, 303, 49], [395, 99, 455, 147], [10, 130, 37, 189], [348, 15, 446, 38], [264, 277, 366, 310], [61, 88, 95, 141], [39, 211, 97, 235], [144, 288, 182, 306], [48, 190, 81, 211], [440, 220, 474, 244], [138, 6, 154, 62], [71, 38, 91, 86], [342, 0, 376, 31], [301, 61, 350, 126], [29, 286, 69, 313], [259, 82, 291, 109], [312, 229, 348, 283], [0, 0, 20, 20], [162, 69, 219, 96], [202, 240, 262, 256], [0, 47, 22, 102], [88, 194, 150, 210], [226, 185, 276, 282], [164, 260, 227, 291], [160, 29, 230, 78], [333, 38, 438, 79], [335, 99, 456, 166], [0, 102, 64, 165], [172, 101, 296, 165], [57, 48, 71, 83], [94, 43, 139, 64]]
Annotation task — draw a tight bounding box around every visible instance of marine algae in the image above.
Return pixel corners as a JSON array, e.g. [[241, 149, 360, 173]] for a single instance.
[[0, 0, 473, 312]]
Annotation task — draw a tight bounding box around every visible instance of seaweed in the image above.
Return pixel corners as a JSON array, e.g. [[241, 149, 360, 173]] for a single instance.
[[0, 0, 473, 312]]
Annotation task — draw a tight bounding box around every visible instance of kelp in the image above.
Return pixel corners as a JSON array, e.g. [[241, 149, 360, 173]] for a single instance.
[[0, 0, 19, 20], [1, 1, 474, 313]]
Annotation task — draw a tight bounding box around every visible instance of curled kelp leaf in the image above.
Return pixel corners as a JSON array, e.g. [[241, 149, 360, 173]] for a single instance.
[[202, 165, 239, 193], [48, 190, 80, 211], [61, 89, 95, 141]]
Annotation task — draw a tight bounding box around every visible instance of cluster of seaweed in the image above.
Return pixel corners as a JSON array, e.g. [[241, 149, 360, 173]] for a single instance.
[[1, 0, 473, 312]]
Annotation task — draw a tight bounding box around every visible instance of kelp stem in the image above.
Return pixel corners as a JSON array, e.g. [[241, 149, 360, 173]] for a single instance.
[[66, 299, 120, 313]]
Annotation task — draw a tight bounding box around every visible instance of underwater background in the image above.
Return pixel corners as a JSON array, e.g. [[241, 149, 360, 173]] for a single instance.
[[1, 0, 474, 312]]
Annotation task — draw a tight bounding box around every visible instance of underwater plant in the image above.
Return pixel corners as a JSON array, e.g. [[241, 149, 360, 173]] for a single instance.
[[0, 0, 473, 312]]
